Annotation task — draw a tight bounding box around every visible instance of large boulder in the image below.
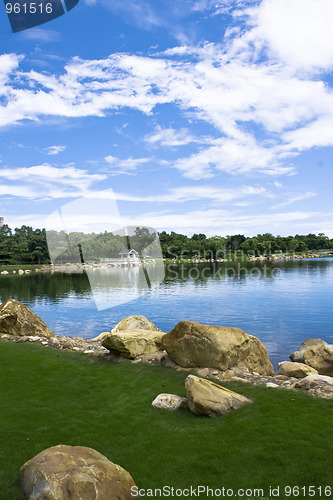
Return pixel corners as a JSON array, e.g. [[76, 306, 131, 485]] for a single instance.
[[290, 339, 333, 376], [20, 445, 137, 500], [162, 321, 274, 376], [102, 330, 164, 358], [111, 315, 162, 334], [185, 375, 252, 417], [278, 361, 318, 378], [0, 299, 53, 338]]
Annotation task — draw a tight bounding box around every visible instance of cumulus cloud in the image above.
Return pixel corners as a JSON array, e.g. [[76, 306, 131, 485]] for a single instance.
[[174, 138, 295, 179], [247, 0, 333, 73], [1, 0, 333, 180]]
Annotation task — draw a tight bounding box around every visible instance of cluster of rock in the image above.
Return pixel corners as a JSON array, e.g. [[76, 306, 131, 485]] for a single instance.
[[99, 315, 274, 376], [20, 445, 137, 500], [1, 299, 333, 402], [249, 252, 331, 262], [0, 267, 49, 275], [152, 374, 252, 418]]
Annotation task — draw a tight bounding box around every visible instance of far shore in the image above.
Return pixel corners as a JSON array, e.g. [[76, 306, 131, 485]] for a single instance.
[[1, 251, 333, 275]]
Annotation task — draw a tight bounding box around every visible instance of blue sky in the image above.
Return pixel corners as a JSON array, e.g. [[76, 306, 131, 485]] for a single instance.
[[1, 0, 333, 237]]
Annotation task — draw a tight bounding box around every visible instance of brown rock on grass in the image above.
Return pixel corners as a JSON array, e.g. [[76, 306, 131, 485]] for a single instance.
[[162, 321, 274, 376], [20, 445, 137, 500], [0, 299, 53, 338], [185, 375, 252, 417]]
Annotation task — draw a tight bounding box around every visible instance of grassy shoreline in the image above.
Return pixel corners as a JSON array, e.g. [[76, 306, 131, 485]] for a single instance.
[[0, 340, 332, 499]]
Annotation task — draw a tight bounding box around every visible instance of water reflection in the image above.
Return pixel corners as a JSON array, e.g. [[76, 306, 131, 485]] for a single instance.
[[1, 259, 332, 305]]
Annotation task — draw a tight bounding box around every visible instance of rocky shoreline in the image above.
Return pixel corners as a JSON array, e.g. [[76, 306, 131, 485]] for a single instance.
[[0, 250, 332, 276], [0, 298, 332, 401], [1, 325, 333, 401]]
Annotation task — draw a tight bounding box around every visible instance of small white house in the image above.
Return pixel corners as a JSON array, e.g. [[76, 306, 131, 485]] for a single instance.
[[119, 249, 139, 262]]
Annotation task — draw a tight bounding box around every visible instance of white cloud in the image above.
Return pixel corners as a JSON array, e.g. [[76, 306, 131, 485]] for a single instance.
[[112, 184, 267, 203], [43, 145, 67, 155], [8, 207, 333, 237], [1, 0, 333, 180], [104, 155, 152, 175], [174, 138, 295, 179], [19, 28, 62, 43], [247, 0, 333, 72], [145, 126, 200, 147], [119, 208, 320, 237], [270, 191, 317, 209], [0, 164, 106, 198]]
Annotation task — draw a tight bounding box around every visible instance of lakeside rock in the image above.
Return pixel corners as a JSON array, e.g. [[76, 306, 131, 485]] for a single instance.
[[278, 361, 318, 378], [290, 339, 333, 376], [0, 299, 54, 338], [111, 315, 163, 334], [162, 321, 274, 376], [101, 315, 165, 358], [293, 374, 333, 391], [20, 445, 137, 500], [102, 330, 164, 359], [290, 338, 328, 363], [185, 374, 252, 417]]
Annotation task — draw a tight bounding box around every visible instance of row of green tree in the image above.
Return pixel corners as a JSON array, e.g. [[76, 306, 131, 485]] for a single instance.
[[157, 231, 333, 259], [0, 224, 332, 265]]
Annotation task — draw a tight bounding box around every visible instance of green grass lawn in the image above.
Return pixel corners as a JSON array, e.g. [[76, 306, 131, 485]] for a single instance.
[[0, 340, 332, 500]]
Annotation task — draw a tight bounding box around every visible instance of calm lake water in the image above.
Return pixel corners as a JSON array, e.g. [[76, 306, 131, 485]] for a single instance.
[[1, 258, 333, 370]]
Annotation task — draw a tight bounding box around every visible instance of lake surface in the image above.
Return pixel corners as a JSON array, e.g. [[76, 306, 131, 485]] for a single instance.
[[1, 258, 333, 370]]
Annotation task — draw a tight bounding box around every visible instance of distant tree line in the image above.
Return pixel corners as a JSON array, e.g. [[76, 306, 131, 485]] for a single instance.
[[0, 224, 332, 265], [158, 231, 333, 259]]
